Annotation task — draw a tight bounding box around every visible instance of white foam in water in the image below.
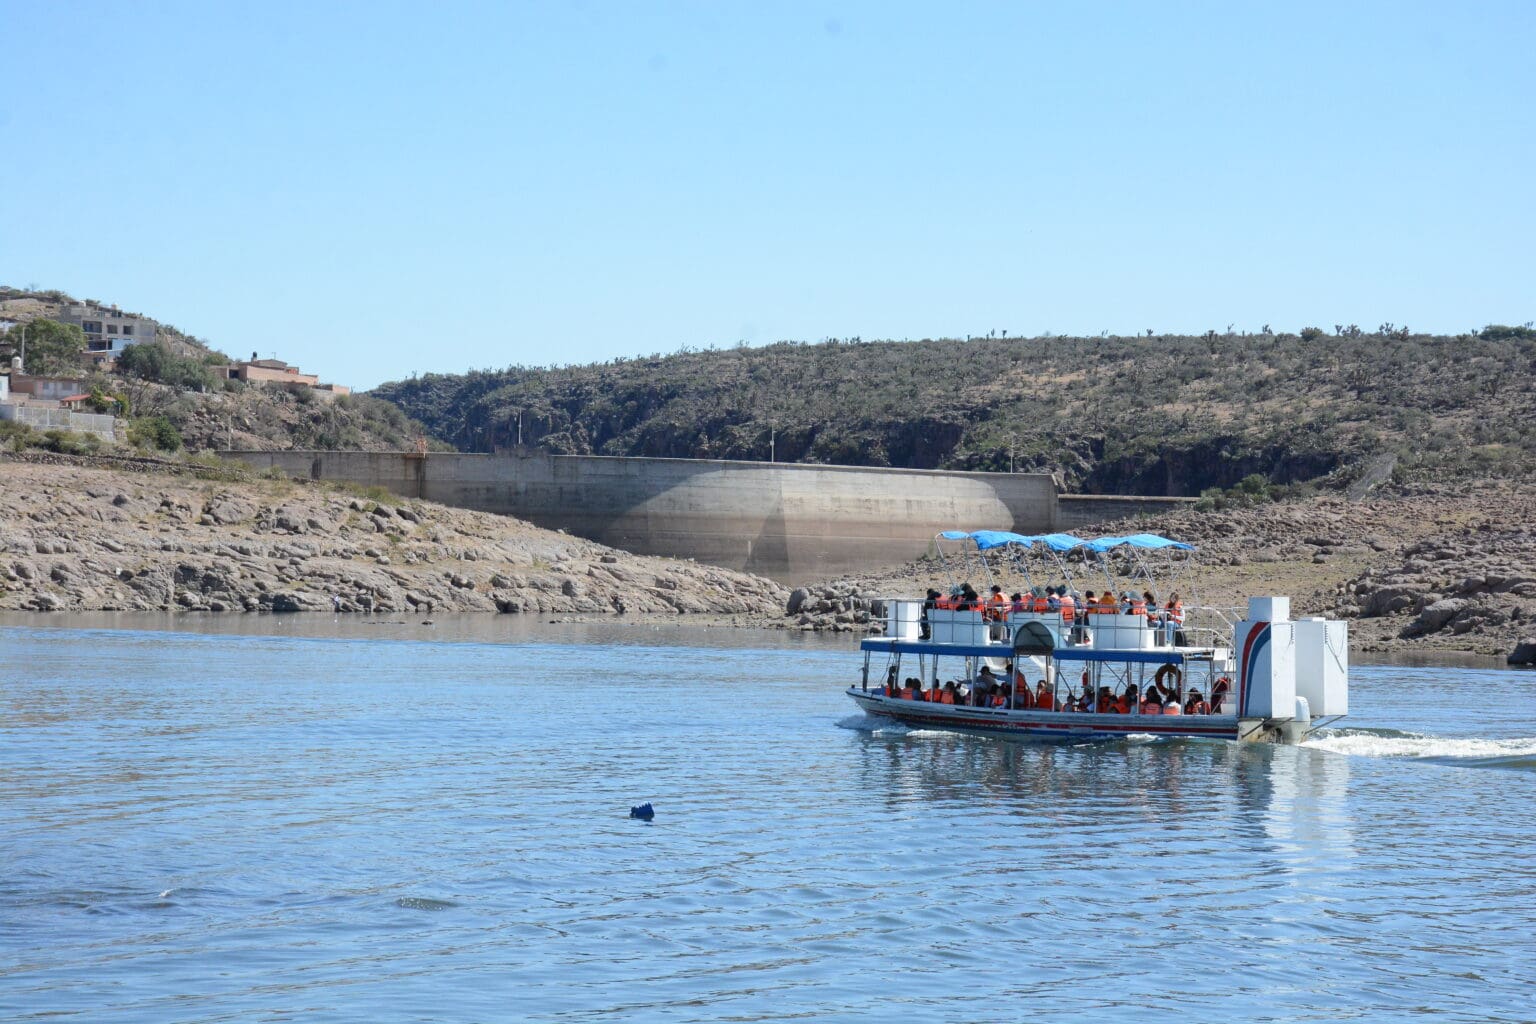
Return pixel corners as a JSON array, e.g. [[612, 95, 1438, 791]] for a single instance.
[[1304, 729, 1536, 763], [835, 713, 911, 736]]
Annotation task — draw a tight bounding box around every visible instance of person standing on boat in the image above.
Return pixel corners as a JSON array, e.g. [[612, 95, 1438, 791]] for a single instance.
[[1165, 593, 1187, 646], [920, 588, 940, 639], [986, 585, 1009, 638], [975, 664, 999, 705]]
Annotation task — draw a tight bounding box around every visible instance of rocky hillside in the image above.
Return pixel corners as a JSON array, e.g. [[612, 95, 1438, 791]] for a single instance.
[[0, 456, 787, 618], [373, 327, 1535, 495]]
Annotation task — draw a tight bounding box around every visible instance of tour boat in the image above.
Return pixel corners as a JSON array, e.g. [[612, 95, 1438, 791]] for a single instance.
[[846, 530, 1348, 744]]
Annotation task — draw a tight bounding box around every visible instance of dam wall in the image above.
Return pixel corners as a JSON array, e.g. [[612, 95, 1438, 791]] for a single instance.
[[224, 450, 1059, 581]]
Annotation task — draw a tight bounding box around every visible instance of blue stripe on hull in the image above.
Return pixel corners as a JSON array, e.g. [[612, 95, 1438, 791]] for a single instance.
[[847, 691, 1240, 742]]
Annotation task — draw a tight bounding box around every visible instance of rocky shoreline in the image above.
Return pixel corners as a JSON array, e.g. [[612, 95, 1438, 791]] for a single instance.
[[2, 455, 1532, 663], [0, 457, 788, 619]]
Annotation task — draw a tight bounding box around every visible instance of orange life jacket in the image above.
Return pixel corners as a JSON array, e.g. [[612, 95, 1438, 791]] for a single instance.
[[1032, 595, 1051, 613], [990, 694, 1007, 708], [1059, 596, 1075, 623], [1130, 598, 1147, 617], [940, 690, 955, 705], [1187, 700, 1209, 715], [899, 686, 914, 700], [1163, 703, 1182, 716], [1166, 600, 1184, 625], [1141, 701, 1162, 715], [1035, 688, 1052, 710], [1113, 697, 1130, 715], [1015, 687, 1034, 710]]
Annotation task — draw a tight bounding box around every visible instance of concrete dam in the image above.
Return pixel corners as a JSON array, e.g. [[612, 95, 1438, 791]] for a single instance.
[[224, 449, 1188, 581]]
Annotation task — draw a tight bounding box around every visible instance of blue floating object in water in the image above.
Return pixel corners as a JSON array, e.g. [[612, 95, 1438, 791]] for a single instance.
[[629, 803, 655, 821]]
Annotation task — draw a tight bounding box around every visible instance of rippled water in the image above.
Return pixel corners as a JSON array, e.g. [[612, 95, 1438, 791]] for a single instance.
[[3, 616, 1534, 1022]]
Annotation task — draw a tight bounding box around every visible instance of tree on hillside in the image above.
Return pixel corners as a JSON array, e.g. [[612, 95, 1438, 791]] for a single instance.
[[7, 319, 85, 375], [116, 340, 216, 391]]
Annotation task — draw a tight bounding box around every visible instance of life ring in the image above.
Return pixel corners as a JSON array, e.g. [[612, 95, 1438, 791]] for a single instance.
[[1154, 664, 1182, 689]]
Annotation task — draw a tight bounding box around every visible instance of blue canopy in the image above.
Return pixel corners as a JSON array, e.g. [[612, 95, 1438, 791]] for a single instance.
[[969, 530, 1034, 551], [1082, 533, 1196, 553], [938, 529, 1044, 550], [937, 530, 1192, 553]]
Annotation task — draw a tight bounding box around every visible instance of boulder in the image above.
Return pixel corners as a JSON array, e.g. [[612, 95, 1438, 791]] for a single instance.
[[1508, 641, 1536, 666], [1402, 597, 1469, 638]]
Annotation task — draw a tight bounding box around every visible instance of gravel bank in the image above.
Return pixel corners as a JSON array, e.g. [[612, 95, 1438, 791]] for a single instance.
[[0, 458, 788, 619]]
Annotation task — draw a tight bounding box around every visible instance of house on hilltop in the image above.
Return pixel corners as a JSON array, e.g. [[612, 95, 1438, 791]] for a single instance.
[[224, 353, 351, 400], [53, 302, 158, 362]]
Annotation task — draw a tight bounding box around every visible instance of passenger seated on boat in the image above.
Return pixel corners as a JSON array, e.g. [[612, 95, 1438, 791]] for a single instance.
[[1210, 678, 1230, 713], [1096, 686, 1115, 713], [1184, 691, 1209, 715], [1142, 590, 1159, 625], [959, 583, 981, 610], [1046, 589, 1061, 612], [1013, 682, 1034, 710], [1122, 684, 1139, 714], [1141, 697, 1163, 715], [940, 682, 958, 705], [986, 585, 1008, 620], [899, 678, 917, 700], [1010, 592, 1027, 613], [1162, 700, 1182, 715], [1111, 689, 1131, 715], [1034, 680, 1053, 710], [1030, 588, 1051, 614], [990, 685, 1009, 708], [1058, 588, 1075, 623]]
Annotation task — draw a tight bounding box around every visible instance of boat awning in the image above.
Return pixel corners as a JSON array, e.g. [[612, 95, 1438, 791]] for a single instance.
[[861, 640, 1213, 664], [861, 639, 1015, 658], [1050, 648, 1192, 665]]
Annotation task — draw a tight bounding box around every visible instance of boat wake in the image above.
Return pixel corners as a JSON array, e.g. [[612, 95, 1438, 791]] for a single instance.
[[1303, 728, 1536, 771], [836, 713, 912, 736]]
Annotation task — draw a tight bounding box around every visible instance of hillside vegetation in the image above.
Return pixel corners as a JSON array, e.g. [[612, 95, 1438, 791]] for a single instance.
[[374, 328, 1536, 495]]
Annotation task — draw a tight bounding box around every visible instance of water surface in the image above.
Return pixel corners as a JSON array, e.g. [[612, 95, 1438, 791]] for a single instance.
[[2, 616, 1533, 1022]]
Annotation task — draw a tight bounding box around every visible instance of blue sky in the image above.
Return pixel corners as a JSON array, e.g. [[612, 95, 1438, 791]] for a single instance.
[[2, 1, 1531, 390]]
